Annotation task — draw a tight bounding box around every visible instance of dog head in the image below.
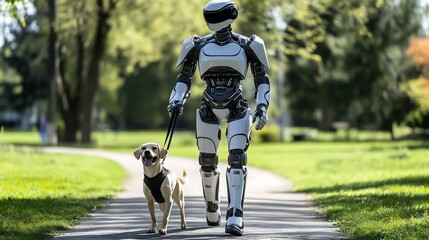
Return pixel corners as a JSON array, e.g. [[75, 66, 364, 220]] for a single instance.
[[133, 142, 168, 167]]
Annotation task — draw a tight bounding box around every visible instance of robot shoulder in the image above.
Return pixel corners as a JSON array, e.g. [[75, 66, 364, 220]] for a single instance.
[[176, 34, 212, 68], [248, 34, 270, 69], [176, 35, 198, 67]]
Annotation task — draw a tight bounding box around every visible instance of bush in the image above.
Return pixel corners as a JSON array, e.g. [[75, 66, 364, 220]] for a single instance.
[[253, 124, 281, 143]]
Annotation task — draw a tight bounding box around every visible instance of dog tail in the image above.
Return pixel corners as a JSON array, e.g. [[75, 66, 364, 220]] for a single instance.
[[178, 169, 187, 185]]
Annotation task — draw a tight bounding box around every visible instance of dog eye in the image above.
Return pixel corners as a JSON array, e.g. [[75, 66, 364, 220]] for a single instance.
[[152, 147, 158, 150]]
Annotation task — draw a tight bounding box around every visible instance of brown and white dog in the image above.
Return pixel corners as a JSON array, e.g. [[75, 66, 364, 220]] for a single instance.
[[133, 142, 187, 235]]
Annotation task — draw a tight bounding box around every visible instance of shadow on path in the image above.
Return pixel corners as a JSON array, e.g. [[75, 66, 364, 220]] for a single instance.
[[55, 195, 345, 240]]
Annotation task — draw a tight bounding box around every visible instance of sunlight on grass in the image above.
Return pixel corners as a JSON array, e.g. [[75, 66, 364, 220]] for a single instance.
[[0, 147, 126, 240], [1, 131, 429, 239], [247, 141, 429, 239]]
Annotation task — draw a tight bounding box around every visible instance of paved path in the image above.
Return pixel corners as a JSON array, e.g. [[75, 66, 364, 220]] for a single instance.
[[43, 147, 347, 240]]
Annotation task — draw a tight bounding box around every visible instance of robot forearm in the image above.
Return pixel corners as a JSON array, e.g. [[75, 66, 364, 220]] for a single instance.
[[168, 78, 190, 116], [170, 56, 196, 105], [255, 82, 270, 108], [253, 73, 270, 130], [169, 81, 190, 105]]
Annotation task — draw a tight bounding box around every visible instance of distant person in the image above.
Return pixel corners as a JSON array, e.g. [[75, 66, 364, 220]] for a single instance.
[[167, 0, 270, 236], [37, 112, 47, 144]]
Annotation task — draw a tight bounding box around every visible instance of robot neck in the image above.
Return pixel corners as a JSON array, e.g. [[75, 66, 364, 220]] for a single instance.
[[214, 26, 232, 44]]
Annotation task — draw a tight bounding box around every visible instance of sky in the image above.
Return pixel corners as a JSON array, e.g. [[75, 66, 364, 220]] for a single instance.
[[0, 0, 36, 47]]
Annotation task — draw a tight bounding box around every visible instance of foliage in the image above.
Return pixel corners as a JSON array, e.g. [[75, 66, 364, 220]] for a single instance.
[[1, 0, 428, 142], [252, 124, 281, 142], [285, 0, 422, 139], [401, 78, 429, 129], [0, 147, 126, 240], [408, 37, 429, 73], [0, 0, 28, 25], [402, 37, 429, 129]]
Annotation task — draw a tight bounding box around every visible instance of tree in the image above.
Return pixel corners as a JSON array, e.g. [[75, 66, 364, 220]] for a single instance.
[[284, 0, 422, 138], [402, 37, 429, 129], [1, 3, 47, 129]]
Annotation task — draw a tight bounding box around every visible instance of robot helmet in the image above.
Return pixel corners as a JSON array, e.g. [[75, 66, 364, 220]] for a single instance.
[[203, 0, 238, 32]]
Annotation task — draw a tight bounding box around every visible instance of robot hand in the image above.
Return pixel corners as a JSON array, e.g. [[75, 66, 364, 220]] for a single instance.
[[252, 104, 268, 130], [167, 100, 184, 117]]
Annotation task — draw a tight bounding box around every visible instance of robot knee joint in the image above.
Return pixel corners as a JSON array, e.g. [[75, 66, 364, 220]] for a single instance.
[[228, 149, 247, 168], [199, 153, 219, 172]]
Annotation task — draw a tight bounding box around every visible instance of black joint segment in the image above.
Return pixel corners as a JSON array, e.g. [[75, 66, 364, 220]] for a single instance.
[[228, 150, 247, 167], [207, 202, 219, 212], [263, 74, 270, 84], [252, 62, 264, 76], [176, 74, 192, 88], [235, 209, 243, 217], [198, 103, 219, 124], [179, 59, 197, 82], [199, 153, 218, 170], [226, 208, 234, 219]]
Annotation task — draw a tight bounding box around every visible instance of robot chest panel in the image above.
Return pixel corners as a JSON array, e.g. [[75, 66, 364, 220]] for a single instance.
[[199, 42, 248, 78]]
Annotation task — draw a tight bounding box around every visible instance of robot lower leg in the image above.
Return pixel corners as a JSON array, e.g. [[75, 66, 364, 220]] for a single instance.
[[225, 149, 247, 235], [199, 152, 221, 226]]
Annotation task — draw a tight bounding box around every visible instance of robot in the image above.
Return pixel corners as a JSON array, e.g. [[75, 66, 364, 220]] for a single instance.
[[167, 0, 270, 236]]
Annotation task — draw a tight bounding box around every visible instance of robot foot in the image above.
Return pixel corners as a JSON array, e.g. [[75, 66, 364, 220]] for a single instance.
[[225, 217, 244, 236], [206, 211, 221, 226], [206, 203, 221, 226]]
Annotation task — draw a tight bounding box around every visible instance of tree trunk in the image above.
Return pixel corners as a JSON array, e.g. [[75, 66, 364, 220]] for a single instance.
[[81, 0, 116, 143], [62, 111, 79, 142], [57, 25, 84, 143], [47, 0, 58, 145]]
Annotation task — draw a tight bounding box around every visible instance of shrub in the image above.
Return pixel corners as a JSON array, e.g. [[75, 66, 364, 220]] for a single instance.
[[253, 124, 281, 143]]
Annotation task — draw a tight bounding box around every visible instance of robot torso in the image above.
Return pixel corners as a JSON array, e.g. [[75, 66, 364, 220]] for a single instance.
[[199, 42, 248, 79], [176, 33, 269, 110]]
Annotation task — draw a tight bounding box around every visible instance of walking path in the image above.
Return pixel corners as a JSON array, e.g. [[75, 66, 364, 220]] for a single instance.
[[44, 147, 347, 239]]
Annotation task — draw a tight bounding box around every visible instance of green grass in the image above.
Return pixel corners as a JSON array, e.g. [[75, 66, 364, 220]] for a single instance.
[[247, 141, 429, 240], [1, 130, 429, 239], [0, 146, 127, 240]]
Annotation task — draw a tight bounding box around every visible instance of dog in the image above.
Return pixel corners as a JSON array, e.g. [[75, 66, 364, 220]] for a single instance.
[[133, 142, 187, 235]]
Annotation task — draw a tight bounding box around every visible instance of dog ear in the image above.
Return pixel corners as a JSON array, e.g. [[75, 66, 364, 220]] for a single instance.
[[133, 148, 141, 160], [160, 147, 168, 160]]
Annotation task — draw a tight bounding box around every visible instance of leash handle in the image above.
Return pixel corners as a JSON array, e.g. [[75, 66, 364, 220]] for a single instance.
[[163, 111, 178, 151]]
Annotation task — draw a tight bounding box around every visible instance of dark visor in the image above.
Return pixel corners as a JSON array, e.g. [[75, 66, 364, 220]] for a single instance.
[[203, 4, 237, 24]]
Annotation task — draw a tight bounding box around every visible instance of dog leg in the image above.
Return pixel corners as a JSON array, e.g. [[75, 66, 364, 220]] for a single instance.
[[147, 200, 157, 233], [173, 185, 187, 229], [159, 199, 173, 235]]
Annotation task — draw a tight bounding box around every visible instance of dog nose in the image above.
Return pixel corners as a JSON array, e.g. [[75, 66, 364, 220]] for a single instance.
[[144, 150, 151, 155]]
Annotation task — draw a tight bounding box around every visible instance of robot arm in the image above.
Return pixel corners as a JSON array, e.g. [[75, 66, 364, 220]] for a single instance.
[[168, 36, 199, 116], [249, 35, 270, 130]]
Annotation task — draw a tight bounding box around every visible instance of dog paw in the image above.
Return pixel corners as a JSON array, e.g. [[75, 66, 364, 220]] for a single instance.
[[159, 229, 167, 235], [181, 224, 187, 229], [147, 229, 156, 233]]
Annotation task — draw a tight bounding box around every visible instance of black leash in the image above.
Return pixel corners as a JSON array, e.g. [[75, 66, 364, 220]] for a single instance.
[[163, 111, 179, 151]]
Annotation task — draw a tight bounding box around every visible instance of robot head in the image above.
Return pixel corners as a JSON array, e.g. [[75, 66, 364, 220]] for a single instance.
[[203, 0, 238, 32]]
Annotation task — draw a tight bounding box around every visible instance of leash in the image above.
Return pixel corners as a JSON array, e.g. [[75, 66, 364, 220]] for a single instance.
[[163, 110, 179, 151]]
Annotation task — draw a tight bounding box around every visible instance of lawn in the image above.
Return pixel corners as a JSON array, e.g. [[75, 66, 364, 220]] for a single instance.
[[1, 130, 429, 239], [0, 146, 126, 240], [247, 141, 429, 240]]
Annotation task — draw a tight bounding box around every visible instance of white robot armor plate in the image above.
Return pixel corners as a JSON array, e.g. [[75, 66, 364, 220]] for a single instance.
[[199, 42, 248, 78], [176, 36, 197, 67], [249, 35, 269, 69]]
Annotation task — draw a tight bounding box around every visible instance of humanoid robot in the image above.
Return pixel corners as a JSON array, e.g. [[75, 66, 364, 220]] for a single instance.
[[167, 0, 270, 236]]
